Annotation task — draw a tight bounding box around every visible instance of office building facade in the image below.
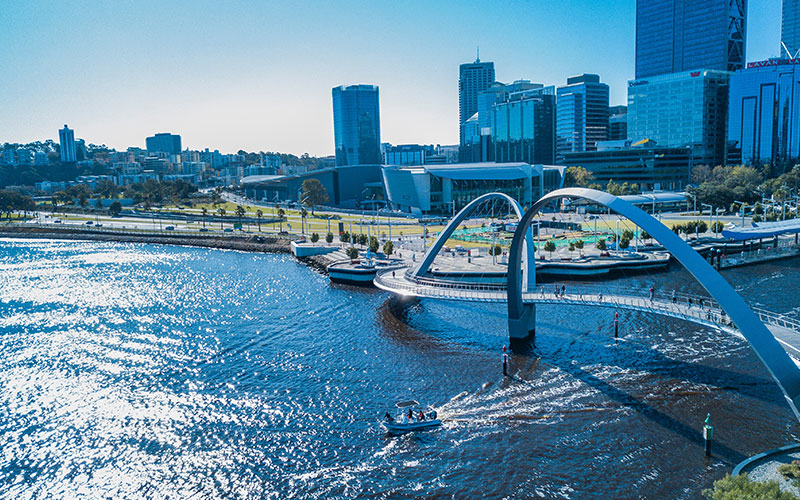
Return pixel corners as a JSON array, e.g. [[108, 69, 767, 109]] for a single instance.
[[563, 140, 692, 192], [59, 124, 76, 163], [609, 105, 628, 141], [635, 0, 747, 79], [556, 74, 609, 161], [146, 133, 182, 155], [459, 58, 495, 148], [784, 0, 800, 57], [728, 58, 800, 173], [332, 84, 381, 166], [492, 86, 556, 165], [628, 69, 730, 165]]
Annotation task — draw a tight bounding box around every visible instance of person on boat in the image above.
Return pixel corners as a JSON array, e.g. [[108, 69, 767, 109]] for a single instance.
[[385, 411, 394, 422], [418, 411, 425, 421], [408, 408, 413, 421]]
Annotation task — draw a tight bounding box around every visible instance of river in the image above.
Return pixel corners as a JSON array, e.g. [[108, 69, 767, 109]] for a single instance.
[[0, 238, 798, 499]]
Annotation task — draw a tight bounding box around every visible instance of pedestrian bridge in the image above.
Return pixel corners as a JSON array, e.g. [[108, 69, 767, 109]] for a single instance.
[[375, 268, 800, 361]]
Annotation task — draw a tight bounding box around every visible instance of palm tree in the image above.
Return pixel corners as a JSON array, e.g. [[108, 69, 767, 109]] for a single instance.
[[217, 208, 225, 230], [300, 207, 308, 235], [256, 209, 263, 232], [277, 208, 286, 232], [235, 205, 246, 230], [201, 207, 208, 228]]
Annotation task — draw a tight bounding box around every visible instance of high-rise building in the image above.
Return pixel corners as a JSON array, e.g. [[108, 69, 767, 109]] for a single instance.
[[783, 0, 800, 57], [635, 0, 747, 79], [556, 74, 609, 160], [459, 56, 495, 148], [492, 86, 556, 165], [59, 124, 76, 163], [146, 133, 182, 155], [728, 58, 800, 174], [628, 69, 730, 166], [609, 105, 628, 141], [332, 84, 381, 166]]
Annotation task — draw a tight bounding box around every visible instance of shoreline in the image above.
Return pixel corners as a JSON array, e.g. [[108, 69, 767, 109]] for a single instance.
[[0, 225, 294, 254]]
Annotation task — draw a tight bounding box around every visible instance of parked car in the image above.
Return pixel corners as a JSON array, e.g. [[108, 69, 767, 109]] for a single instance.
[[85, 221, 93, 225], [165, 226, 175, 231]]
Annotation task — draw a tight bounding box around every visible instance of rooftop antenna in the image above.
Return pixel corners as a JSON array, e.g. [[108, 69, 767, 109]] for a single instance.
[[476, 46, 480, 63]]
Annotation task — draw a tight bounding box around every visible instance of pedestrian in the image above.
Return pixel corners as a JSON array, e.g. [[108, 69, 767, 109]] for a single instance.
[[561, 284, 566, 297], [502, 345, 509, 377], [649, 286, 654, 302], [554, 284, 559, 297], [392, 270, 396, 278], [688, 297, 693, 307], [672, 290, 677, 304], [540, 286, 545, 297], [599, 291, 603, 302]]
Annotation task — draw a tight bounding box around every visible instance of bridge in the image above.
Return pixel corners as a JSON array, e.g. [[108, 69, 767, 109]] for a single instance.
[[375, 269, 800, 361], [376, 187, 800, 421]]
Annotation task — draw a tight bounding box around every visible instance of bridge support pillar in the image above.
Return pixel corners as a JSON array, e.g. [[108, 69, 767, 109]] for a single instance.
[[508, 303, 535, 341]]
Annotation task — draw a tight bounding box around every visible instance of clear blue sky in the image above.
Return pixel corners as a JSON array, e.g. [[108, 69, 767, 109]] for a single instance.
[[0, 0, 783, 156]]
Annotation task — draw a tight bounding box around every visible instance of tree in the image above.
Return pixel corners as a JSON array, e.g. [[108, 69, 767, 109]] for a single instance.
[[383, 240, 394, 256], [217, 207, 226, 229], [339, 230, 350, 243], [489, 244, 502, 256], [641, 230, 652, 242], [310, 232, 319, 243], [564, 166, 594, 188], [277, 208, 286, 232], [235, 205, 246, 229], [574, 239, 584, 256], [712, 221, 725, 234], [358, 233, 368, 246], [621, 229, 634, 241], [346, 247, 359, 260], [568, 241, 576, 255], [300, 207, 308, 234], [201, 207, 208, 228], [619, 237, 630, 250], [256, 209, 263, 232], [544, 240, 556, 258], [326, 232, 334, 244], [596, 238, 607, 251], [301, 178, 329, 215], [702, 473, 797, 500], [77, 193, 88, 209], [108, 200, 122, 217], [369, 236, 379, 253]]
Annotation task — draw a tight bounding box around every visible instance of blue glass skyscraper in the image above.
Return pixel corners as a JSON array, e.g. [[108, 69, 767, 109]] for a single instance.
[[556, 74, 609, 161], [635, 0, 747, 79], [459, 57, 495, 147], [332, 85, 381, 166]]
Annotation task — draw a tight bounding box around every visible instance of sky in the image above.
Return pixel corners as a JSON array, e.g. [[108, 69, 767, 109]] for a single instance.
[[0, 0, 784, 156]]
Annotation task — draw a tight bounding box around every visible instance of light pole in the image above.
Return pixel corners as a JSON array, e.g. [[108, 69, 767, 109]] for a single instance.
[[734, 200, 748, 227], [715, 208, 724, 238], [701, 203, 713, 238]]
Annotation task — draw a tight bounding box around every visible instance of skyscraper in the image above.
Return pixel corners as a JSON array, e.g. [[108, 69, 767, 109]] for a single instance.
[[146, 133, 182, 155], [783, 0, 800, 57], [635, 0, 747, 79], [491, 86, 556, 165], [58, 124, 76, 163], [459, 56, 495, 148], [729, 58, 800, 174], [332, 85, 381, 166], [556, 74, 609, 161]]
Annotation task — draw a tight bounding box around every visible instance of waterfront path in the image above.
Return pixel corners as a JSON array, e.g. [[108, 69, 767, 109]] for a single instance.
[[375, 268, 800, 361]]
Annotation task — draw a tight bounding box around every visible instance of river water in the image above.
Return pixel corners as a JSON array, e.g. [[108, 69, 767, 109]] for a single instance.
[[1, 238, 799, 499]]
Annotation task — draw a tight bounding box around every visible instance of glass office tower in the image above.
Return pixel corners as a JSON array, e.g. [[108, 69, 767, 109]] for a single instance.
[[628, 69, 730, 166], [332, 85, 381, 166], [58, 125, 76, 163], [784, 0, 800, 57], [459, 58, 495, 147], [556, 74, 609, 161], [491, 86, 556, 165], [635, 0, 747, 79], [729, 59, 800, 174]]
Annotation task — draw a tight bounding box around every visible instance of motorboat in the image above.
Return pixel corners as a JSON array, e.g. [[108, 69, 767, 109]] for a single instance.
[[382, 400, 441, 433]]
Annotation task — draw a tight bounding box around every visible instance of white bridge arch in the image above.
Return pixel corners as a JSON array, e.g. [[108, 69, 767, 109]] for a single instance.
[[506, 187, 800, 420], [412, 192, 536, 289]]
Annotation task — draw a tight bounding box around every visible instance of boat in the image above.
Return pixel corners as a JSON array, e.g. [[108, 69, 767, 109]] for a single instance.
[[382, 400, 441, 433]]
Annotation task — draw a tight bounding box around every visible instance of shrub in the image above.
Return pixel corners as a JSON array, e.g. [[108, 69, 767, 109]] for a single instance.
[[619, 237, 630, 250], [310, 233, 319, 243], [345, 247, 359, 259], [383, 240, 393, 256], [369, 236, 379, 253], [339, 231, 350, 243], [622, 229, 634, 241], [544, 240, 556, 256], [702, 473, 797, 500], [596, 238, 607, 251], [711, 221, 725, 234], [489, 244, 502, 256], [325, 232, 334, 244], [358, 233, 368, 246], [575, 240, 584, 251]]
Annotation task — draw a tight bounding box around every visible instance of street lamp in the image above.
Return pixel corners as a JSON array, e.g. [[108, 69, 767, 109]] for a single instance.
[[701, 203, 713, 238], [715, 208, 724, 239], [734, 200, 748, 227]]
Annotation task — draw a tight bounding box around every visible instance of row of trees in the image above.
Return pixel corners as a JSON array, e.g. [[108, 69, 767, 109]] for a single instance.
[[0, 189, 36, 217], [564, 167, 640, 195]]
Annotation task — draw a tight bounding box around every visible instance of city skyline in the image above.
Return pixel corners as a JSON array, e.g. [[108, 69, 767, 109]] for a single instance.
[[0, 0, 783, 156]]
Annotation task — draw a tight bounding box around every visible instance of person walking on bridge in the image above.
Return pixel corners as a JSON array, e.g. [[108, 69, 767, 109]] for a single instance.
[[649, 286, 655, 302], [672, 290, 677, 304]]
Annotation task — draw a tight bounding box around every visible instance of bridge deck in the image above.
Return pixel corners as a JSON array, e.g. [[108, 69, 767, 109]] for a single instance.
[[374, 269, 800, 362]]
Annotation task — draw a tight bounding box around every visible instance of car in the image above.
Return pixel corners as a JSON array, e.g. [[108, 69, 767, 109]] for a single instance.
[[85, 221, 93, 225], [199, 227, 209, 232], [224, 228, 233, 232], [53, 219, 62, 224], [165, 225, 175, 231], [95, 223, 103, 228]]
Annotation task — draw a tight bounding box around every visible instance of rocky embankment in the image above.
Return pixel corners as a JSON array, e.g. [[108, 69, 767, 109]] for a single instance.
[[0, 225, 293, 253]]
